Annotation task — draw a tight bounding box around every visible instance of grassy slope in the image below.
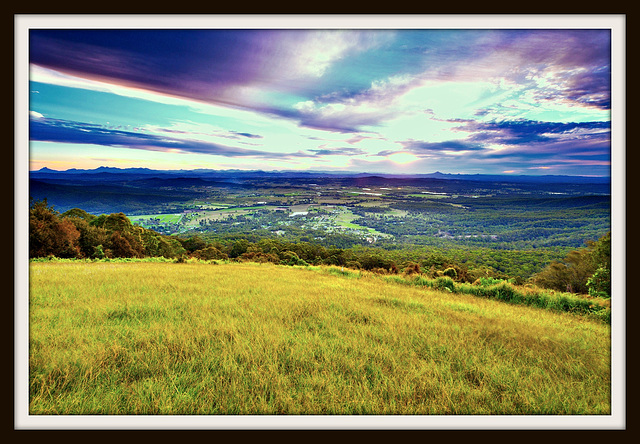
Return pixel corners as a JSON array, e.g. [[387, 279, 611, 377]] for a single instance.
[[29, 261, 610, 415]]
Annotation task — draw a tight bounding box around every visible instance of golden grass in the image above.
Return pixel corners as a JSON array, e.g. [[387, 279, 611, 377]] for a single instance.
[[29, 261, 610, 415]]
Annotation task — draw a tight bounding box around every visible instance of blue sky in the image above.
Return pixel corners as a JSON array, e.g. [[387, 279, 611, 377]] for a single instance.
[[28, 25, 613, 176]]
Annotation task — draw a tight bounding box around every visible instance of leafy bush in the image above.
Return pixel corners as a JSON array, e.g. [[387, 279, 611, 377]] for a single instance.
[[240, 251, 279, 264], [403, 262, 421, 275], [493, 282, 519, 303], [532, 232, 610, 294], [92, 245, 106, 259], [587, 267, 611, 298], [442, 267, 458, 279], [434, 276, 455, 292], [280, 251, 308, 267], [411, 275, 431, 287]]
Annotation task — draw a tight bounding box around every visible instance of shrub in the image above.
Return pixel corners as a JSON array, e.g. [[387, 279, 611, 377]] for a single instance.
[[587, 267, 611, 299], [403, 262, 421, 275], [345, 260, 362, 270], [92, 245, 106, 259], [411, 276, 431, 287], [442, 267, 458, 279], [192, 246, 228, 261], [240, 251, 279, 264], [493, 282, 518, 303], [280, 251, 309, 267], [474, 277, 506, 287], [434, 276, 455, 292]]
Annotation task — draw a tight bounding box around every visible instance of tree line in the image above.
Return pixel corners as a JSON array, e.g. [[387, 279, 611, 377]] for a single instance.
[[29, 199, 186, 260], [28, 199, 611, 297]]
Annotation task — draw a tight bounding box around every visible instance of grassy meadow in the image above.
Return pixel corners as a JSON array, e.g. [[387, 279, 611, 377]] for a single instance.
[[29, 260, 611, 415]]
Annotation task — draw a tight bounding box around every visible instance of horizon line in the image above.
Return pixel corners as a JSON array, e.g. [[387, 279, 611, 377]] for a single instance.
[[29, 165, 612, 179]]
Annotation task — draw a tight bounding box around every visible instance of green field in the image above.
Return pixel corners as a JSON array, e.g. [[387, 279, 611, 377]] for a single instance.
[[332, 208, 390, 238], [29, 260, 611, 415], [129, 213, 183, 224]]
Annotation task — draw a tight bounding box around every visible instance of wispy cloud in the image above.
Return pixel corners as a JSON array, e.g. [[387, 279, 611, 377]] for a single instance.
[[30, 116, 292, 159], [418, 30, 611, 110], [307, 147, 367, 157], [457, 119, 611, 146], [400, 139, 486, 153]]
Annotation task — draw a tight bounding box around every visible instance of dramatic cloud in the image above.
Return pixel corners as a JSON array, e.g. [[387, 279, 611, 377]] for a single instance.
[[29, 29, 391, 112], [26, 25, 613, 175], [418, 29, 611, 110], [277, 31, 612, 133]]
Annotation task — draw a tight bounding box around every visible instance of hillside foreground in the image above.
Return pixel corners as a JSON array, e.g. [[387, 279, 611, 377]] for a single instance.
[[29, 261, 611, 416]]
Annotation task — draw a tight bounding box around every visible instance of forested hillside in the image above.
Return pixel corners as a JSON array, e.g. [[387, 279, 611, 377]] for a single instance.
[[29, 199, 611, 299]]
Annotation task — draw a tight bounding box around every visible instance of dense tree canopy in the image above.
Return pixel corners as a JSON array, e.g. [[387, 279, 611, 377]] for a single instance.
[[531, 232, 611, 296], [29, 199, 185, 260]]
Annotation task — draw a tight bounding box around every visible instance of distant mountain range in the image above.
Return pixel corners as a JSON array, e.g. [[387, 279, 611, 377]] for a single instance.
[[30, 167, 611, 184]]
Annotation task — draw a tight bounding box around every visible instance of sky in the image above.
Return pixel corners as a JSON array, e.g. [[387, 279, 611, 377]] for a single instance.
[[27, 24, 614, 176]]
